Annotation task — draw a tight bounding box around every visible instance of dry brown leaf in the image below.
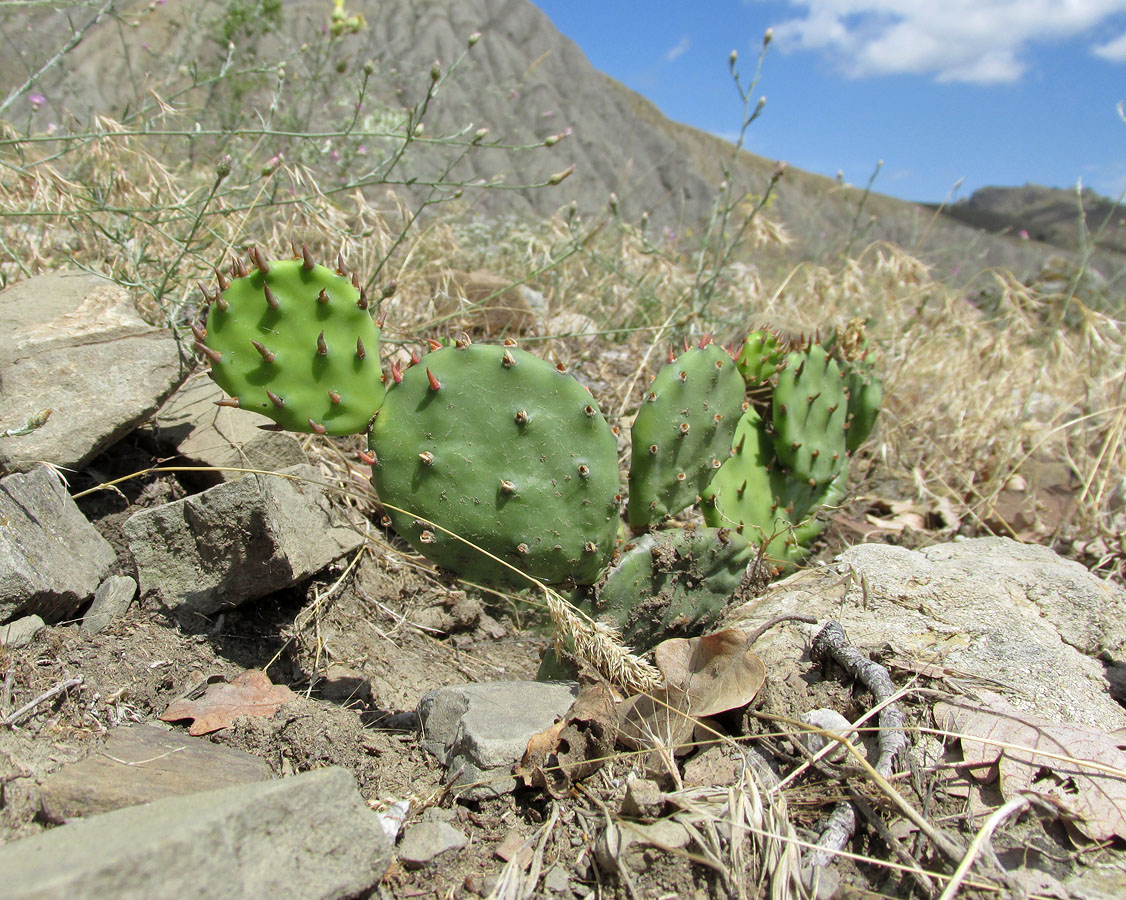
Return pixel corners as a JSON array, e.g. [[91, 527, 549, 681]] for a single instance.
[[936, 691, 1126, 842], [160, 670, 295, 736], [619, 628, 766, 755], [516, 682, 617, 796], [654, 628, 767, 718]]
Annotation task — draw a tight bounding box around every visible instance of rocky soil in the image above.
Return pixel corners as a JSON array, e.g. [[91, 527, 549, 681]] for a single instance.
[[2, 271, 1126, 899]]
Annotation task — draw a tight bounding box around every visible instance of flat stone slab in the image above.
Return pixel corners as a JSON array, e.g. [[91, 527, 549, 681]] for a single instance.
[[723, 537, 1126, 731], [123, 464, 364, 620], [148, 375, 307, 485], [417, 680, 578, 800], [398, 821, 467, 868], [39, 723, 272, 821], [0, 271, 188, 473], [0, 766, 390, 900], [0, 465, 116, 623]]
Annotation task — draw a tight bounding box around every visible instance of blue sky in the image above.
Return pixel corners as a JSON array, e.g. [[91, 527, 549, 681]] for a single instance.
[[532, 1, 1126, 205]]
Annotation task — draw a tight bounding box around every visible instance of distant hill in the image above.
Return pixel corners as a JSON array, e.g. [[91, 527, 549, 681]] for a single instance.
[[2, 0, 1122, 285], [936, 185, 1126, 256]]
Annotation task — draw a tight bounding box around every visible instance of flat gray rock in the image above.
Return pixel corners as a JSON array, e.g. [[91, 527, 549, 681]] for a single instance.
[[123, 464, 364, 621], [0, 766, 390, 900], [0, 271, 189, 473], [398, 821, 466, 868], [0, 614, 45, 649], [417, 680, 578, 800], [81, 575, 137, 635], [0, 466, 116, 623], [148, 376, 307, 485], [723, 537, 1126, 731], [39, 723, 273, 822]]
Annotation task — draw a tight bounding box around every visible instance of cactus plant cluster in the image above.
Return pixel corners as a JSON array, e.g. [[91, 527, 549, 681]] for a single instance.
[[193, 248, 882, 653]]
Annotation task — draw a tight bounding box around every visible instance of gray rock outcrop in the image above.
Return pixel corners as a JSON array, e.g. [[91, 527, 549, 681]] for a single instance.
[[0, 271, 189, 473], [123, 464, 365, 620], [0, 766, 391, 900], [0, 465, 115, 623], [723, 537, 1126, 731]]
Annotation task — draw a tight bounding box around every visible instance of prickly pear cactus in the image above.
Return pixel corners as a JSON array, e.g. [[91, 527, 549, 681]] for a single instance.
[[197, 248, 384, 435], [842, 363, 883, 453], [368, 341, 620, 588], [590, 526, 753, 651], [771, 343, 848, 486], [627, 341, 745, 529], [735, 328, 786, 386], [702, 407, 844, 570]]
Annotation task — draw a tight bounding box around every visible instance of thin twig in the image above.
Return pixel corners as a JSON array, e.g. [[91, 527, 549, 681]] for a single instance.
[[2, 676, 83, 727]]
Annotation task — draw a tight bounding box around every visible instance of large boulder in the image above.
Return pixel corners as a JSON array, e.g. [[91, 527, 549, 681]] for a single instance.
[[723, 537, 1126, 730]]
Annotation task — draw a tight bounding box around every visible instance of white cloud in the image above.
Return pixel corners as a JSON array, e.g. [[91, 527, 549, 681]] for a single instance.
[[761, 1, 1126, 83], [1094, 31, 1126, 60], [665, 35, 691, 62]]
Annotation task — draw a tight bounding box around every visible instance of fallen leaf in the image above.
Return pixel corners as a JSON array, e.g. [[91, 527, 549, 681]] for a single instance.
[[936, 691, 1126, 842], [517, 682, 617, 796], [160, 670, 295, 736], [619, 628, 765, 757], [654, 628, 767, 718]]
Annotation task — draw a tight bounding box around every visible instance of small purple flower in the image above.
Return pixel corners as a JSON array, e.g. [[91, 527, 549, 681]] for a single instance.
[[1019, 229, 1030, 240], [28, 93, 45, 110], [330, 149, 341, 161], [356, 145, 367, 156]]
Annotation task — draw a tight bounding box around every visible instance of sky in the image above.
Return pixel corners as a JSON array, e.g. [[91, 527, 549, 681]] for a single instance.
[[532, 1, 1126, 205]]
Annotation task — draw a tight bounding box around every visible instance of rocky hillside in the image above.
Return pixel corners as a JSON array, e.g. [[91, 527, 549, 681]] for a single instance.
[[1, 0, 1122, 283], [938, 184, 1126, 256]]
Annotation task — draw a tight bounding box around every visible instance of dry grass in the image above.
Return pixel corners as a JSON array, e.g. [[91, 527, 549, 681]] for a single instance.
[[3, 108, 1124, 585]]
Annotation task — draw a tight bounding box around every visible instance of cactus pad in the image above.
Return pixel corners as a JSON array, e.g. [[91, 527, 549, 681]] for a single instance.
[[368, 343, 620, 587], [590, 526, 753, 651], [735, 328, 786, 386], [771, 344, 848, 486], [702, 407, 844, 569], [199, 252, 384, 435], [627, 342, 745, 529]]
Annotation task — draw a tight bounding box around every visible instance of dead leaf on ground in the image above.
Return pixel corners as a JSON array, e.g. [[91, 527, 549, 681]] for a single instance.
[[160, 670, 295, 736], [619, 628, 766, 757], [936, 691, 1126, 842], [516, 682, 617, 797]]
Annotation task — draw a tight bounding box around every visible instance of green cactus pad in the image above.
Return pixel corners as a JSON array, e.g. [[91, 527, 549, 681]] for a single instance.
[[771, 344, 848, 486], [368, 343, 620, 588], [843, 366, 883, 453], [702, 407, 844, 570], [201, 255, 384, 435], [627, 343, 745, 529], [735, 328, 786, 385], [590, 526, 753, 651]]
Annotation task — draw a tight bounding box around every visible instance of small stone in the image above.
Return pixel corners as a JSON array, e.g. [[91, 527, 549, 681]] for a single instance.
[[796, 709, 853, 763], [123, 464, 363, 620], [0, 614, 45, 649], [82, 575, 137, 635], [620, 778, 664, 820], [543, 864, 570, 893], [417, 681, 578, 800], [398, 821, 466, 868]]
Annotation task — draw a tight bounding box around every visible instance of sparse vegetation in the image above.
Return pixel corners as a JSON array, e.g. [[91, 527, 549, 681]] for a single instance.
[[2, 2, 1125, 897]]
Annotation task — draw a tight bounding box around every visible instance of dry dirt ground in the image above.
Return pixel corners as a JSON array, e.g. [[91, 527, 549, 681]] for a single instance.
[[1, 434, 1122, 900]]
